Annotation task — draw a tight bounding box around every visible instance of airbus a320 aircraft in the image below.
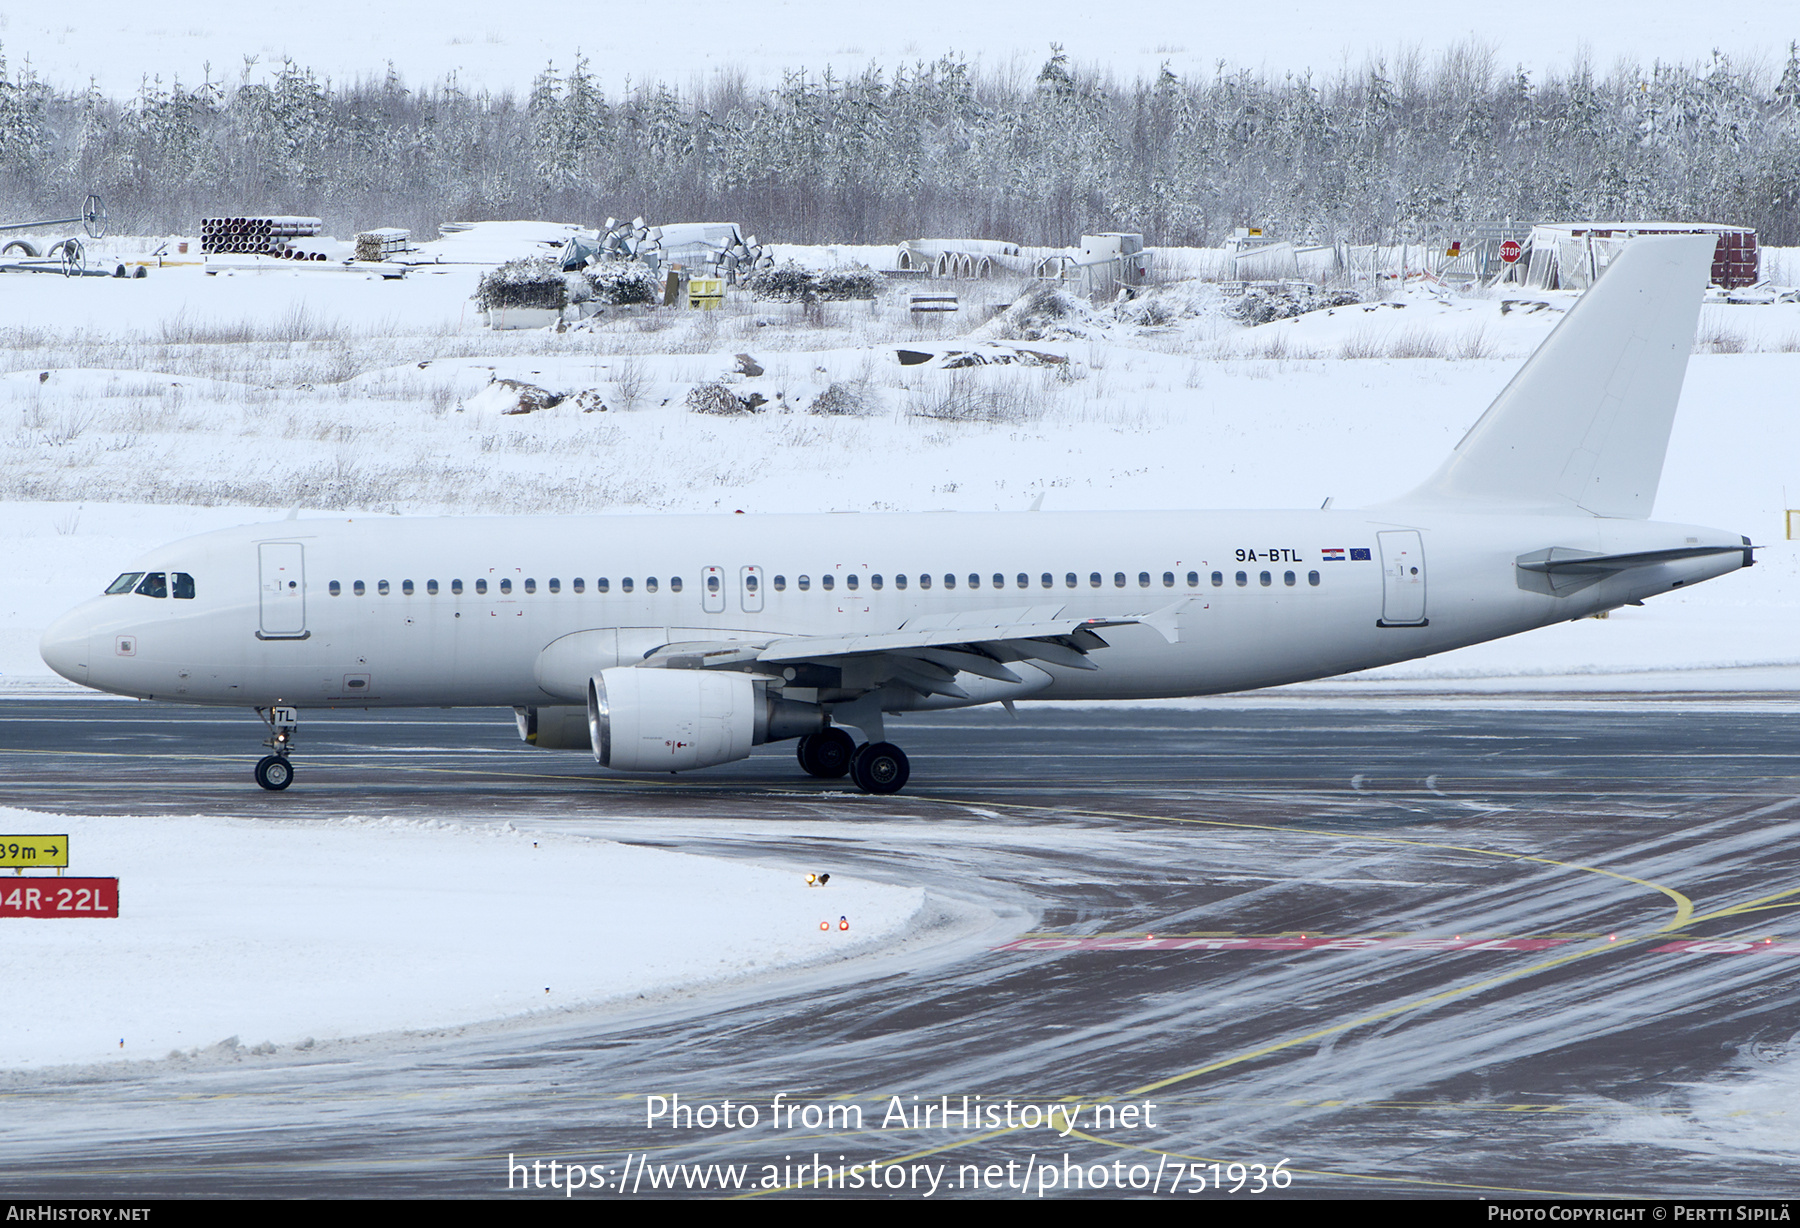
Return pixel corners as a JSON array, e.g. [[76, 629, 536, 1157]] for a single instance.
[[40, 236, 1752, 793]]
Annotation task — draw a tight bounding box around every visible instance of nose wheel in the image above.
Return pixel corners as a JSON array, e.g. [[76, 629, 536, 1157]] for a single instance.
[[255, 754, 294, 791], [255, 705, 300, 791]]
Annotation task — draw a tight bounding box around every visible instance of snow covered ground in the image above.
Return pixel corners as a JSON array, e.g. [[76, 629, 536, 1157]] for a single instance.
[[0, 806, 928, 1070]]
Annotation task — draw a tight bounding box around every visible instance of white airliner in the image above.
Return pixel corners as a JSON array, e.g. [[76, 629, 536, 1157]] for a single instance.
[[39, 235, 1752, 793]]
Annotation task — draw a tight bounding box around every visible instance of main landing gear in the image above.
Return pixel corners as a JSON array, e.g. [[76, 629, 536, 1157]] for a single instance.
[[254, 705, 299, 791], [796, 728, 911, 795]]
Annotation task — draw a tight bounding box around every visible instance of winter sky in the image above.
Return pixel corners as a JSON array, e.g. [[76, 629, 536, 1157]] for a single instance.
[[8, 1, 1799, 97]]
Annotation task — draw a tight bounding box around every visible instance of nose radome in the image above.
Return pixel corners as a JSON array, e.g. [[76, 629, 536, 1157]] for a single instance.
[[39, 610, 92, 686]]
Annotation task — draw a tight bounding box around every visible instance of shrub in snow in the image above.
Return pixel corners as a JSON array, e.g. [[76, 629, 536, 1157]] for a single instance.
[[746, 261, 819, 302], [1228, 284, 1360, 326], [815, 264, 882, 300], [588, 261, 661, 305], [987, 284, 1098, 342], [686, 381, 763, 415], [474, 256, 569, 311], [811, 380, 873, 415], [1111, 282, 1221, 328]]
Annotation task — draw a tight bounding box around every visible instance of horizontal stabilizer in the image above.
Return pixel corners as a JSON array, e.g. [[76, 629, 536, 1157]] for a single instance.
[[1515, 544, 1745, 575], [1514, 541, 1749, 596], [1396, 235, 1713, 518]]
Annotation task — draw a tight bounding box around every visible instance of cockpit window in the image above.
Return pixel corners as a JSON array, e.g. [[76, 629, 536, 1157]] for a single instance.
[[172, 572, 196, 599], [134, 572, 168, 598], [106, 573, 143, 595]]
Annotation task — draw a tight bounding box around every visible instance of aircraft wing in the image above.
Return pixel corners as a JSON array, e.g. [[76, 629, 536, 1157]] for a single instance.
[[639, 602, 1190, 699]]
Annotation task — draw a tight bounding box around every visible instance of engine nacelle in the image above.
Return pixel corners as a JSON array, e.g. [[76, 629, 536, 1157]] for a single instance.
[[588, 667, 757, 771], [586, 668, 829, 771]]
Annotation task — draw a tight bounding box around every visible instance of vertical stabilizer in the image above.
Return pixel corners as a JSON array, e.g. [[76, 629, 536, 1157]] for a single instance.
[[1395, 234, 1712, 518]]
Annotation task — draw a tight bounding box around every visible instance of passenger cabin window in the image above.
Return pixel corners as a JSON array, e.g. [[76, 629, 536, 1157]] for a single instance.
[[1211, 571, 1223, 587], [476, 579, 488, 595], [171, 573, 195, 599], [1089, 573, 1101, 588], [403, 580, 415, 595], [917, 574, 930, 590], [943, 574, 956, 590], [773, 575, 787, 591], [597, 578, 609, 593], [427, 580, 439, 595], [821, 575, 834, 591], [797, 575, 810, 591], [106, 573, 143, 595], [646, 578, 658, 593], [1163, 572, 1175, 588], [329, 581, 342, 596], [895, 574, 907, 590], [1139, 572, 1151, 588], [845, 574, 858, 591], [871, 574, 883, 590], [968, 574, 981, 589], [745, 574, 759, 594], [1114, 572, 1126, 588], [500, 579, 512, 595], [524, 579, 536, 594], [354, 581, 366, 596], [379, 580, 391, 595], [670, 576, 683, 593], [573, 578, 585, 593], [135, 572, 167, 598], [548, 578, 560, 593], [1187, 571, 1199, 587], [1284, 571, 1296, 586], [451, 579, 463, 595], [622, 578, 634, 592], [1235, 571, 1247, 587], [1066, 573, 1077, 588], [1259, 571, 1272, 587], [1308, 571, 1321, 586], [1041, 573, 1053, 588]]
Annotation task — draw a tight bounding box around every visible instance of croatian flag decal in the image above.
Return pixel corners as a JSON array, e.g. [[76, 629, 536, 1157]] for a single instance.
[[1350, 547, 1372, 561], [1321, 548, 1346, 561]]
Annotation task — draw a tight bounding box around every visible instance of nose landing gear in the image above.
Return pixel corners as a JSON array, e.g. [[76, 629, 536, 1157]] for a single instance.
[[254, 706, 299, 791]]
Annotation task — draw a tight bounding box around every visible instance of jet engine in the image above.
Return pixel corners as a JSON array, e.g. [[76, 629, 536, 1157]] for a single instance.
[[585, 667, 824, 772]]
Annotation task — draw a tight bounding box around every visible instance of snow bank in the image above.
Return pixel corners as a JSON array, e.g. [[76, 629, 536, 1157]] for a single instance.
[[0, 807, 925, 1069]]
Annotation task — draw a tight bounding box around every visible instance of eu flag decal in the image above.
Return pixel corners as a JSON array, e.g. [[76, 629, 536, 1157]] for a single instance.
[[1350, 547, 1372, 561]]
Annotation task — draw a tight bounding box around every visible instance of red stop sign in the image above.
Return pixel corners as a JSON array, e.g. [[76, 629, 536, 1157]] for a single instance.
[[1499, 239, 1523, 264]]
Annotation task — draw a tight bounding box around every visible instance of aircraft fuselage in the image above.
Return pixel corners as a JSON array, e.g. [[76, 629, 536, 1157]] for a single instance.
[[40, 508, 1748, 711]]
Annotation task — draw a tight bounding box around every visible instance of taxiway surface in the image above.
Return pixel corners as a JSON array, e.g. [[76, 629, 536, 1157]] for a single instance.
[[1, 697, 1797, 1198]]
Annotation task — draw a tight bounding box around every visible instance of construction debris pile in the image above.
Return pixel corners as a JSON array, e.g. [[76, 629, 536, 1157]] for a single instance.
[[593, 218, 774, 283], [201, 216, 325, 258]]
